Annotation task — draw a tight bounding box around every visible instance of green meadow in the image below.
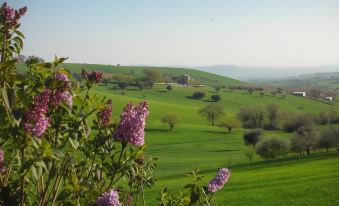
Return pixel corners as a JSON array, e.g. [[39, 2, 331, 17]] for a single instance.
[[57, 63, 339, 205]]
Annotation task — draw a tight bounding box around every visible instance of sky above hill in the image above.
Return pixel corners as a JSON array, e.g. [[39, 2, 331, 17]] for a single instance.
[[10, 0, 339, 67]]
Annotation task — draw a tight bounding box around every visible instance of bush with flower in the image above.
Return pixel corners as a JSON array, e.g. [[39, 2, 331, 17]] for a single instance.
[[0, 2, 231, 205]]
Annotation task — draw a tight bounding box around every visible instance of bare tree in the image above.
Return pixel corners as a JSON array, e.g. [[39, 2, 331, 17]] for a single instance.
[[198, 103, 225, 126], [161, 114, 180, 131]]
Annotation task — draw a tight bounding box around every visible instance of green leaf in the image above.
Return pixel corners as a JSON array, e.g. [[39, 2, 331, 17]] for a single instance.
[[14, 30, 25, 38], [69, 138, 79, 149], [31, 166, 38, 180]]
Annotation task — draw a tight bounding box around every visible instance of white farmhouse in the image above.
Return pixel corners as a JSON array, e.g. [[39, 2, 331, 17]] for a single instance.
[[325, 96, 333, 101], [292, 92, 306, 97]]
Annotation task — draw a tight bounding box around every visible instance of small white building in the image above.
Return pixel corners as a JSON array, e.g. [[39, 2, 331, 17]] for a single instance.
[[325, 96, 333, 101], [292, 92, 306, 97]]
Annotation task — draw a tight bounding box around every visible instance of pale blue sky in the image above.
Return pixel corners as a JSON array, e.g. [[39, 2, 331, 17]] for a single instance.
[[8, 0, 339, 67]]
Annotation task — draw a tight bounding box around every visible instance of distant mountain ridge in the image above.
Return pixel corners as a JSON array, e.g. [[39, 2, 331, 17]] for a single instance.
[[195, 65, 339, 81]]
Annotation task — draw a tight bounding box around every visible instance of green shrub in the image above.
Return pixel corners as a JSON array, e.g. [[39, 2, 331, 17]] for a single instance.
[[211, 94, 221, 102], [243, 129, 263, 148], [291, 126, 319, 155], [192, 91, 205, 99], [255, 138, 289, 159]]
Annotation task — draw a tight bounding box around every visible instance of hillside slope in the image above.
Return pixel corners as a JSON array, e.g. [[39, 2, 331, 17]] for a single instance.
[[61, 63, 242, 86]]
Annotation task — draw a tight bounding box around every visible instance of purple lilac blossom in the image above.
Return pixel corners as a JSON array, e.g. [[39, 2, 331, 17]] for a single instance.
[[51, 90, 72, 107], [96, 189, 121, 206], [207, 168, 231, 193], [0, 149, 5, 173], [99, 99, 112, 127], [81, 69, 103, 83], [22, 90, 51, 138], [55, 72, 69, 82], [114, 101, 149, 146]]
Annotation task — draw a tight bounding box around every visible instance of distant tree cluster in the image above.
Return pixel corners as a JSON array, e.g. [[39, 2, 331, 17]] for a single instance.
[[243, 126, 339, 160], [235, 104, 327, 133], [229, 85, 264, 92], [318, 108, 339, 124], [237, 106, 265, 128]]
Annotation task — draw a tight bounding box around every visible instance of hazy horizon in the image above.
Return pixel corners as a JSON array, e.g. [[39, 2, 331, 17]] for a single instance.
[[11, 0, 339, 68]]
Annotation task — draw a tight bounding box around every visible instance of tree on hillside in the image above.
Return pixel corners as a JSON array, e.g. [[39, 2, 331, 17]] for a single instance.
[[211, 94, 221, 102], [143, 69, 161, 88], [198, 103, 225, 126], [318, 108, 339, 125], [166, 85, 172, 91], [247, 88, 254, 95], [266, 104, 280, 129], [161, 114, 180, 131], [291, 126, 319, 155], [136, 80, 145, 90], [117, 81, 129, 89], [113, 74, 133, 89], [318, 128, 339, 152], [282, 112, 314, 132], [237, 106, 265, 128], [243, 129, 263, 148], [219, 118, 241, 134], [255, 138, 289, 159], [192, 91, 205, 99], [245, 148, 255, 163], [259, 91, 265, 98], [309, 89, 321, 99]]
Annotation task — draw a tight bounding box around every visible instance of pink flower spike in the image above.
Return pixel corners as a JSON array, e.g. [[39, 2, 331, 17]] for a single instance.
[[96, 189, 121, 206], [114, 101, 149, 146], [207, 168, 231, 193]]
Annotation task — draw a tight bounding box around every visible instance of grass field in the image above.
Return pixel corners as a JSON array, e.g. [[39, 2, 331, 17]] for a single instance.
[[84, 71, 338, 205]]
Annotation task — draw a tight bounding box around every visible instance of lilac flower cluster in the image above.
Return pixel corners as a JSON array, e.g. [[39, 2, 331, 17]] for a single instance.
[[51, 72, 72, 107], [22, 90, 51, 138], [81, 69, 103, 83], [99, 99, 112, 127], [207, 168, 231, 193], [51, 90, 73, 107], [114, 101, 149, 146], [22, 72, 73, 137], [96, 189, 121, 206], [55, 72, 69, 82], [0, 149, 5, 173], [0, 3, 27, 34]]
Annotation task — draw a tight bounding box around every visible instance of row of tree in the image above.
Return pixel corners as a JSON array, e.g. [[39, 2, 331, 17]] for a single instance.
[[237, 104, 339, 132], [244, 127, 339, 160]]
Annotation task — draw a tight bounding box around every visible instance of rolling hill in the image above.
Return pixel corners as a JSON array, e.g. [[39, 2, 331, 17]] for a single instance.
[[61, 63, 242, 87]]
